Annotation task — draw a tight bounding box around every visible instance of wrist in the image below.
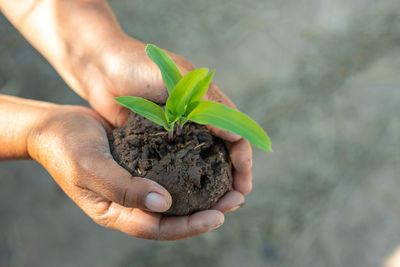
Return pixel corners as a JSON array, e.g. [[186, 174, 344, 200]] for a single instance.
[[0, 95, 60, 160], [51, 0, 127, 100], [1, 0, 127, 100]]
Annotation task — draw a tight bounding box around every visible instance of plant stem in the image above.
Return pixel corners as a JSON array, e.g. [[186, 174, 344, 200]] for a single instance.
[[168, 130, 174, 142], [176, 124, 182, 136]]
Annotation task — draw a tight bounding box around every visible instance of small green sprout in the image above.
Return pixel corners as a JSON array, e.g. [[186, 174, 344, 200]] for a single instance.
[[115, 44, 272, 152]]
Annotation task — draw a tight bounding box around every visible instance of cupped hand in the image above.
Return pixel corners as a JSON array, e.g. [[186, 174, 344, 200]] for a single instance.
[[29, 105, 224, 240], [78, 36, 253, 213]]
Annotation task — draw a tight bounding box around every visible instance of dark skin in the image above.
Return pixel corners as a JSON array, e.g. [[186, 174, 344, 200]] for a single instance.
[[0, 0, 253, 240]]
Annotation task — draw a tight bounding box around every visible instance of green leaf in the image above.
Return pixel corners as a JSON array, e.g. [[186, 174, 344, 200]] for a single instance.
[[187, 101, 272, 151], [165, 68, 209, 121], [185, 101, 201, 117], [145, 44, 182, 94], [184, 70, 215, 115], [114, 96, 170, 130]]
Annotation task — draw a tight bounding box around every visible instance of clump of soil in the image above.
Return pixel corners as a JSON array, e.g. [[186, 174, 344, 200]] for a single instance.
[[108, 112, 233, 216]]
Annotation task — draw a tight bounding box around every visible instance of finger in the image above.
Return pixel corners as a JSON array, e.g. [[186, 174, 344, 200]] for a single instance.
[[211, 190, 245, 214], [206, 125, 241, 142], [156, 210, 224, 240], [233, 169, 253, 195], [204, 83, 237, 109], [104, 204, 224, 241], [77, 150, 172, 212], [99, 119, 114, 135], [67, 120, 171, 212], [88, 83, 131, 127], [229, 138, 253, 172]]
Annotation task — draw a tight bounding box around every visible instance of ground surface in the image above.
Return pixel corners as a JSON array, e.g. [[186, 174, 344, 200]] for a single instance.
[[1, 0, 400, 266]]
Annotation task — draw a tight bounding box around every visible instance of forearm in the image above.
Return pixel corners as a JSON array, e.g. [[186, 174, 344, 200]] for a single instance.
[[0, 94, 57, 160], [0, 0, 131, 99]]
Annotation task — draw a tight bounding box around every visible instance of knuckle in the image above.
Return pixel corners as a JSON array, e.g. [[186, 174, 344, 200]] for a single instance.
[[120, 187, 129, 207], [155, 230, 169, 241], [91, 202, 117, 229], [153, 217, 170, 241]]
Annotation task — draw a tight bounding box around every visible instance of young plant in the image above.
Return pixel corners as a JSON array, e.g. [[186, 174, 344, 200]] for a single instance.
[[115, 44, 272, 152]]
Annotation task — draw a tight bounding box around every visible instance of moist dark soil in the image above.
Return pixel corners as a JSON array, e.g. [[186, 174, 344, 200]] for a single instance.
[[108, 112, 233, 216]]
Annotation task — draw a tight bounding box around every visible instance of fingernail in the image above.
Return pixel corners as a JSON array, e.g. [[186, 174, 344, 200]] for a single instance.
[[212, 218, 224, 229], [226, 202, 246, 213], [238, 158, 252, 172], [226, 206, 240, 213], [145, 192, 168, 212], [229, 132, 241, 140]]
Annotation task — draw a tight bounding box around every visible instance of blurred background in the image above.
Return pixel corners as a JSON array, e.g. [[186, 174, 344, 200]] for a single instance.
[[1, 0, 400, 266]]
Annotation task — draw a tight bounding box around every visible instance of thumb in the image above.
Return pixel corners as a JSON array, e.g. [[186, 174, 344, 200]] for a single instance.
[[77, 153, 172, 212]]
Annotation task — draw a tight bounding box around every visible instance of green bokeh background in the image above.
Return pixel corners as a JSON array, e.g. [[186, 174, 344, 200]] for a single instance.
[[1, 0, 400, 266]]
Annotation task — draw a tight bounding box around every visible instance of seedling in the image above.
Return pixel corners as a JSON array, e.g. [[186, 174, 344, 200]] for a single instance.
[[115, 44, 272, 152]]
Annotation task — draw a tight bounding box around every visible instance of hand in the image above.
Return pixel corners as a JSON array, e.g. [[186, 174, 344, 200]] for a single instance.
[[79, 36, 253, 213], [29, 105, 225, 240], [1, 0, 252, 220]]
